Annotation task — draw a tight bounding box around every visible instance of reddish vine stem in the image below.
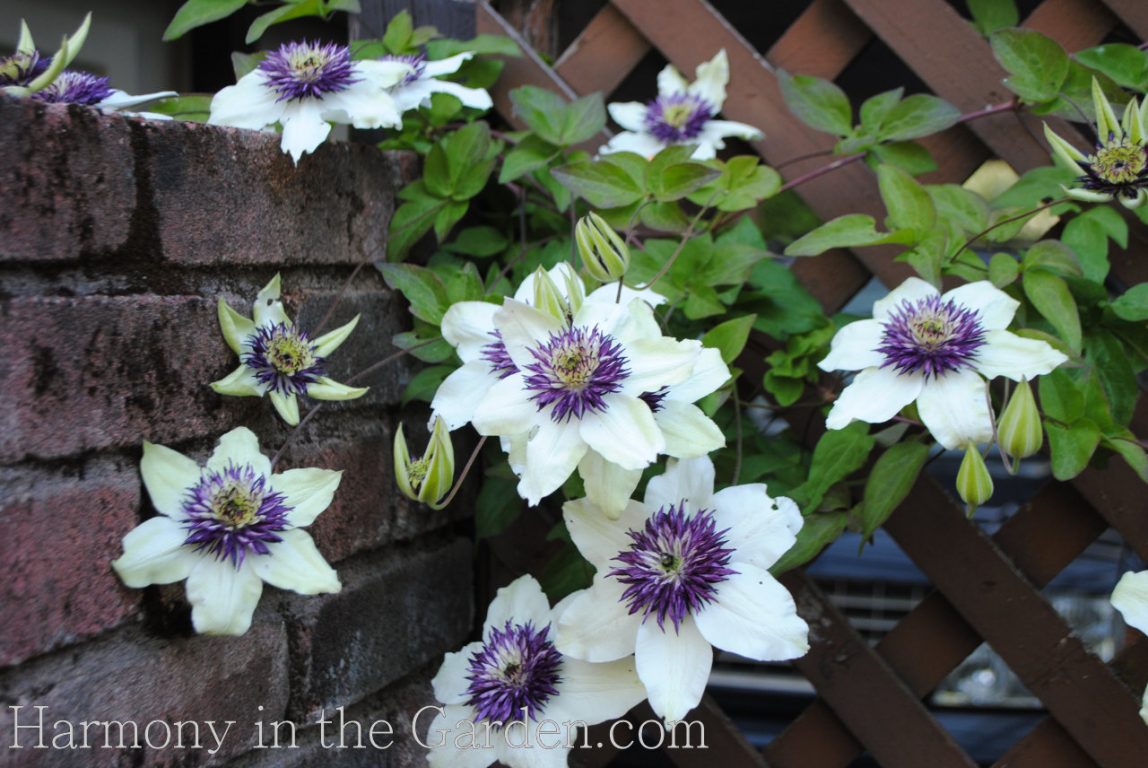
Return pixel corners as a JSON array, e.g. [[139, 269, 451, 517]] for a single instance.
[[777, 152, 866, 194], [433, 436, 489, 510]]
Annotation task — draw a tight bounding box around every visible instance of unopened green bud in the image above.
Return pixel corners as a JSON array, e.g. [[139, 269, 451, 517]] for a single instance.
[[998, 379, 1043, 461], [956, 444, 993, 516], [532, 266, 569, 322], [575, 212, 630, 284], [394, 416, 455, 509]]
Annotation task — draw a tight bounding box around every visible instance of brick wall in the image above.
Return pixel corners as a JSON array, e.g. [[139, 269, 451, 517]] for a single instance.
[[0, 96, 473, 766]]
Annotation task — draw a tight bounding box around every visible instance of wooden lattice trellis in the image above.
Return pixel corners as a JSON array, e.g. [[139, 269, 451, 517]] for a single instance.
[[469, 1, 1148, 766]]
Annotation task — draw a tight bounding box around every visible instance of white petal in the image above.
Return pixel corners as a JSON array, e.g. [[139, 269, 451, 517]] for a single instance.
[[419, 79, 492, 111], [818, 319, 886, 372], [483, 575, 552, 636], [687, 141, 719, 161], [577, 451, 643, 520], [272, 467, 342, 527], [185, 558, 264, 636], [711, 485, 802, 570], [218, 298, 256, 355], [426, 705, 495, 768], [355, 59, 414, 89], [322, 82, 403, 129], [208, 72, 284, 130], [563, 497, 646, 568], [546, 657, 646, 726], [916, 368, 993, 450], [251, 529, 340, 594], [578, 394, 663, 471], [635, 616, 711, 722], [620, 337, 700, 395], [824, 367, 923, 430], [600, 131, 666, 159], [423, 53, 473, 77], [269, 391, 301, 425], [515, 262, 584, 305], [942, 281, 1019, 331], [689, 50, 729, 109], [111, 516, 199, 588], [493, 299, 564, 370], [207, 427, 271, 478], [667, 347, 730, 403], [432, 361, 499, 430], [571, 298, 628, 338], [1112, 570, 1148, 636], [442, 301, 501, 362], [432, 642, 484, 705], [587, 282, 668, 308], [518, 419, 588, 505], [607, 101, 648, 132], [252, 274, 286, 326], [697, 118, 762, 145], [644, 456, 715, 514], [306, 376, 369, 401], [471, 375, 538, 438], [872, 277, 939, 321], [279, 101, 332, 163], [695, 565, 809, 661], [210, 364, 264, 397], [555, 580, 642, 662], [974, 330, 1068, 381], [657, 63, 689, 96], [656, 400, 725, 458], [391, 81, 437, 113], [140, 441, 201, 517], [100, 89, 177, 110]]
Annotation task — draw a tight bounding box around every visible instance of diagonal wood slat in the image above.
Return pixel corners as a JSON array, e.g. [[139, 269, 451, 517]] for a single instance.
[[554, 4, 650, 97], [1098, 0, 1148, 39]]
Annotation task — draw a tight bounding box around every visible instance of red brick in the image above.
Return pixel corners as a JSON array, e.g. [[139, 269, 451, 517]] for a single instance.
[[281, 539, 473, 722], [0, 618, 289, 767], [0, 98, 135, 264], [0, 460, 141, 667]]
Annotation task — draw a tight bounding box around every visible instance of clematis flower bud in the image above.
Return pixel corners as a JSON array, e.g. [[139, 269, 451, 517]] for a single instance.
[[395, 416, 455, 509], [956, 443, 993, 516], [532, 265, 570, 323], [575, 212, 630, 284], [998, 379, 1043, 463]]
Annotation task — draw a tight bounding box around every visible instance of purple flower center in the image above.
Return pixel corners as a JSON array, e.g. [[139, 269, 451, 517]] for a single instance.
[[181, 463, 291, 567], [609, 504, 736, 632], [522, 326, 630, 422], [258, 41, 358, 101], [0, 50, 49, 87], [380, 53, 426, 87], [243, 323, 326, 396], [481, 331, 518, 379], [876, 295, 986, 379], [465, 620, 563, 723], [31, 71, 114, 106], [644, 93, 714, 143]]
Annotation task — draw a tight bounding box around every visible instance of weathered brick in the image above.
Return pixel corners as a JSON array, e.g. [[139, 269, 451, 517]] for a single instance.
[[0, 98, 135, 264], [0, 459, 142, 667], [0, 616, 289, 767], [282, 539, 472, 722]]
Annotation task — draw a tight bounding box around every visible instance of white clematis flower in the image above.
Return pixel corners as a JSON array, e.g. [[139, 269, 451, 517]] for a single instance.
[[211, 274, 368, 426], [208, 40, 411, 164], [601, 49, 762, 160], [1111, 570, 1148, 724], [30, 70, 176, 119], [427, 575, 645, 768], [818, 277, 1067, 450], [112, 427, 342, 636], [381, 52, 492, 114], [556, 456, 809, 722]]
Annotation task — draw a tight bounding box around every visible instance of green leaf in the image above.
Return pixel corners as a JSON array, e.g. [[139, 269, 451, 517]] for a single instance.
[[475, 471, 523, 539], [164, 0, 248, 41], [988, 253, 1020, 287], [777, 70, 853, 136], [784, 214, 908, 257], [1103, 437, 1148, 484], [870, 141, 937, 176], [427, 34, 521, 59], [1023, 269, 1082, 354], [551, 160, 644, 208], [1086, 332, 1138, 427], [1023, 240, 1081, 278], [1039, 368, 1085, 423], [377, 263, 450, 324], [383, 10, 413, 53], [702, 315, 757, 364], [444, 226, 509, 258], [559, 92, 607, 146], [859, 88, 904, 132], [433, 200, 469, 241], [1061, 206, 1126, 283], [1075, 44, 1148, 91], [877, 94, 961, 142], [930, 184, 989, 237], [508, 87, 605, 147], [967, 0, 1018, 36], [990, 28, 1070, 102], [387, 187, 446, 260], [650, 158, 721, 202], [878, 164, 936, 233], [144, 94, 212, 122], [688, 156, 781, 211], [791, 423, 875, 512], [499, 135, 560, 183], [538, 524, 594, 602], [246, 0, 325, 45], [231, 51, 265, 81], [402, 364, 452, 405], [770, 512, 849, 576], [1111, 284, 1148, 322], [639, 201, 690, 233], [744, 262, 827, 338], [857, 442, 929, 539], [1046, 419, 1100, 480]]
